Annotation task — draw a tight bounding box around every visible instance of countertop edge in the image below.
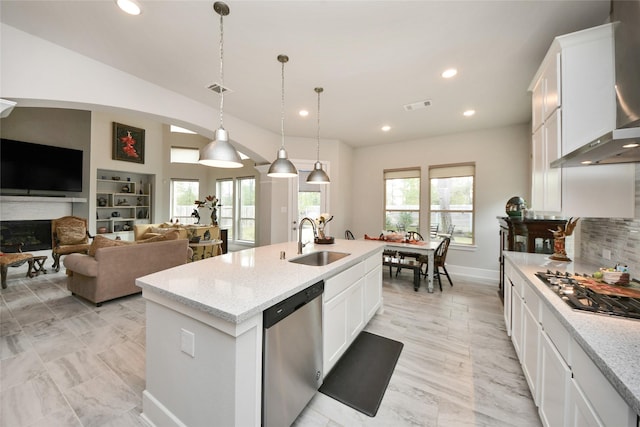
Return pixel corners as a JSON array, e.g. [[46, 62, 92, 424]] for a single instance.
[[137, 241, 385, 325]]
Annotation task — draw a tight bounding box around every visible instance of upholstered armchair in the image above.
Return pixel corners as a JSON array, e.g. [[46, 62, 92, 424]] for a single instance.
[[51, 216, 92, 272]]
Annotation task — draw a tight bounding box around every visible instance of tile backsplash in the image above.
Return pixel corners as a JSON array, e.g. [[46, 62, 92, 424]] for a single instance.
[[579, 165, 640, 276]]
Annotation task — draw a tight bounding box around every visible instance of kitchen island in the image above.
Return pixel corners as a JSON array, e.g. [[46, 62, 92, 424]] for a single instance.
[[136, 239, 384, 427], [503, 251, 640, 426]]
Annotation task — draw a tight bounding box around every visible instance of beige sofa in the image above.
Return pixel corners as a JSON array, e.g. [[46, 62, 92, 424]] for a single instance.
[[63, 238, 190, 306], [134, 223, 221, 259]]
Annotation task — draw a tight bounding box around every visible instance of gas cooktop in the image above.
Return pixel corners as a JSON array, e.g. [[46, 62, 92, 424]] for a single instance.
[[535, 270, 640, 320]]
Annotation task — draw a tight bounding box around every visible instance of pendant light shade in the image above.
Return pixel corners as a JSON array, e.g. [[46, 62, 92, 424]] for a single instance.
[[268, 54, 298, 178], [199, 1, 243, 168], [306, 87, 330, 184]]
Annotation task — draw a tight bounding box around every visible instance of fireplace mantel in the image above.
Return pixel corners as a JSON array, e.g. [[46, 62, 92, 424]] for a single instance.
[[1, 196, 87, 203], [0, 196, 87, 221]]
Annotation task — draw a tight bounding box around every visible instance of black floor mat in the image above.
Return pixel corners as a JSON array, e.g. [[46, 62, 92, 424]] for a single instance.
[[319, 331, 403, 417]]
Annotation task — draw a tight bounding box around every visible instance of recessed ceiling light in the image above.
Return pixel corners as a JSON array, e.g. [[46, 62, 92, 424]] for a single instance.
[[116, 0, 141, 15], [463, 110, 475, 117], [581, 160, 593, 165], [442, 68, 458, 79], [622, 143, 639, 148], [299, 110, 309, 117], [381, 125, 391, 132]]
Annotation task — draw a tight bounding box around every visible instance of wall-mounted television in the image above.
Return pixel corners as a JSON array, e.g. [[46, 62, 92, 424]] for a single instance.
[[1, 138, 83, 193]]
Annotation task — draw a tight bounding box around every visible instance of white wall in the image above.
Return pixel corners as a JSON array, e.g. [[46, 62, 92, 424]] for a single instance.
[[1, 23, 358, 247], [1, 22, 533, 279], [350, 124, 531, 279]]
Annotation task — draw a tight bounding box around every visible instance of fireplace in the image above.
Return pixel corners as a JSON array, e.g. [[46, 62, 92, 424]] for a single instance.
[[0, 220, 52, 252]]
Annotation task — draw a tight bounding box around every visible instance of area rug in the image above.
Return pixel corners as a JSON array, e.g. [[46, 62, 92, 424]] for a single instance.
[[319, 331, 403, 417]]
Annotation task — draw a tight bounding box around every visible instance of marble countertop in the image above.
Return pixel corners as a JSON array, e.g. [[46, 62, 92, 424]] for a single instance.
[[504, 251, 640, 416], [136, 239, 385, 325]]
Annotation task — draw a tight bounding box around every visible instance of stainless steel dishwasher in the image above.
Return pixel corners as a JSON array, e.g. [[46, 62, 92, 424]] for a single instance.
[[262, 281, 324, 427]]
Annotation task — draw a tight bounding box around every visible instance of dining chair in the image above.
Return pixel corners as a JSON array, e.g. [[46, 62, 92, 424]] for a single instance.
[[430, 224, 439, 238], [345, 230, 355, 240], [420, 237, 453, 291], [446, 224, 455, 239], [396, 231, 424, 276]]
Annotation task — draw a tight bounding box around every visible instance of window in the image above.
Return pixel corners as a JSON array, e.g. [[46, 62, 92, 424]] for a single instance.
[[170, 146, 199, 164], [297, 170, 325, 243], [170, 179, 199, 224], [384, 168, 420, 232], [216, 177, 256, 244], [237, 177, 255, 242], [217, 179, 234, 239], [429, 163, 475, 245]]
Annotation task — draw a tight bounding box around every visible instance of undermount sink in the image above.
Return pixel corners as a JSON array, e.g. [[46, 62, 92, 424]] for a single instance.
[[289, 251, 350, 266]]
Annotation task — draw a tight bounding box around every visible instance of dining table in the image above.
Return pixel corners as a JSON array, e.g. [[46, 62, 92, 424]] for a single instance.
[[384, 239, 440, 292], [364, 234, 441, 293]]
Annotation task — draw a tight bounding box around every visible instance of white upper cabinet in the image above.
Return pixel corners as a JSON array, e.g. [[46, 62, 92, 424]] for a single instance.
[[529, 23, 635, 218], [558, 24, 616, 154]]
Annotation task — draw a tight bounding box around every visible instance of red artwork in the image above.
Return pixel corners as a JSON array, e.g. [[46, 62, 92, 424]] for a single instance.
[[119, 131, 139, 158], [113, 122, 145, 164]]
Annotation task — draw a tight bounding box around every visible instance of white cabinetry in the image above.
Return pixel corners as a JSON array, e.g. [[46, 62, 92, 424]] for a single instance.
[[522, 281, 541, 404], [539, 330, 571, 427], [364, 256, 383, 322], [323, 252, 382, 375], [531, 109, 562, 212], [504, 257, 637, 427], [95, 169, 152, 240], [506, 259, 541, 405], [569, 340, 636, 427], [529, 23, 635, 218], [510, 278, 523, 358]]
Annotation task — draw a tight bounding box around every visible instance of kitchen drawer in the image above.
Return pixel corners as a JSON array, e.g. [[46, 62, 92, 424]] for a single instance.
[[541, 304, 571, 365], [571, 340, 636, 427], [505, 259, 525, 296], [523, 280, 541, 323], [324, 261, 365, 301]]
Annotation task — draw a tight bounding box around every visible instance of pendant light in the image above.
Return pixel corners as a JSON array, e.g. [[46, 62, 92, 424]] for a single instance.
[[267, 54, 298, 178], [199, 1, 243, 168], [306, 87, 331, 184]]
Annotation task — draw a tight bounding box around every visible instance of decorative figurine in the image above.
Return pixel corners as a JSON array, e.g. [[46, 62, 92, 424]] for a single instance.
[[549, 217, 580, 262], [191, 209, 201, 224]]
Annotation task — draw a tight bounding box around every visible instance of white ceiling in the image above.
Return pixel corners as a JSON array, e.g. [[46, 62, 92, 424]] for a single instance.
[[0, 0, 611, 148]]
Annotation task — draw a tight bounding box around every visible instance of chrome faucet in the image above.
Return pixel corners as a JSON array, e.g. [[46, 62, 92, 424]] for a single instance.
[[298, 217, 317, 254]]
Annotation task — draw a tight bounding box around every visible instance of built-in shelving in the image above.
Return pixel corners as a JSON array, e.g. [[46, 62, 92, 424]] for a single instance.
[[95, 170, 152, 238]]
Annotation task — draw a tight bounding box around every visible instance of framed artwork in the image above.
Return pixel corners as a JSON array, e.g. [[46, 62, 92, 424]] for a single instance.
[[113, 122, 145, 164]]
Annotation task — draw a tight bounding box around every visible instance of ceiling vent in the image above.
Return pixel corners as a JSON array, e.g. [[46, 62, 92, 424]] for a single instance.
[[207, 82, 232, 94], [403, 100, 432, 111]]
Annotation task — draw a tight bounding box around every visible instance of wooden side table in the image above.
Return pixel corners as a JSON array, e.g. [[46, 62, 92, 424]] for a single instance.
[[28, 255, 48, 278]]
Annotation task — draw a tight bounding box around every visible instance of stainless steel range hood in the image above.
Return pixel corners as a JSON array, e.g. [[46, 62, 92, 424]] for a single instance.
[[552, 0, 640, 168], [550, 127, 640, 167]]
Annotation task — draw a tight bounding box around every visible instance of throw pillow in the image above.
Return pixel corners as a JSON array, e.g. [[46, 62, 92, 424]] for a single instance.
[[141, 232, 162, 240], [88, 235, 134, 256], [150, 226, 177, 235], [137, 230, 180, 244], [137, 234, 167, 244], [57, 226, 87, 245]]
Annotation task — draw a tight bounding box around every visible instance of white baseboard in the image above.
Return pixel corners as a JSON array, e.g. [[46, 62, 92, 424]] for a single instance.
[[445, 264, 499, 285]]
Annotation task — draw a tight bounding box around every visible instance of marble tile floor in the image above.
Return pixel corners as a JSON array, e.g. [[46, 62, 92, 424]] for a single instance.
[[0, 265, 541, 427]]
